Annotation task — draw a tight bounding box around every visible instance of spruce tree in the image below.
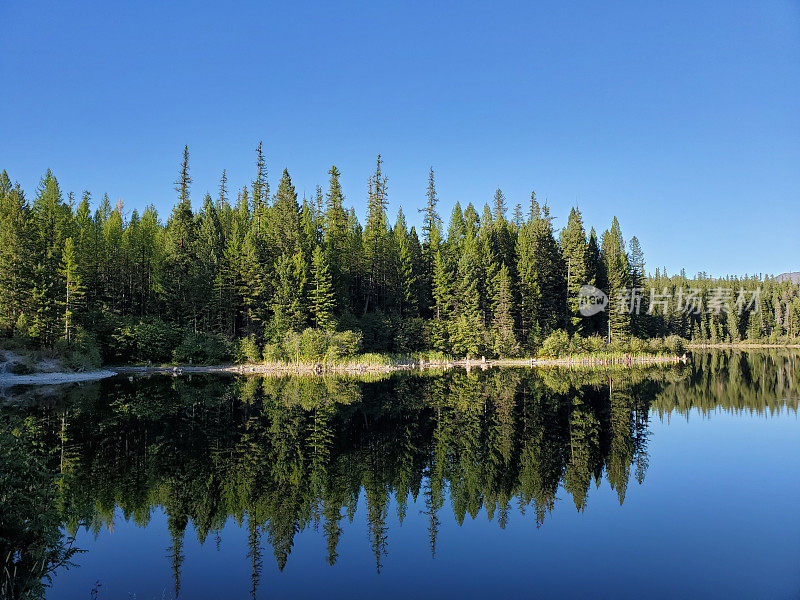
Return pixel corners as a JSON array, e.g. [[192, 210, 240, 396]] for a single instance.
[[269, 252, 306, 340], [268, 169, 301, 259], [601, 217, 631, 341], [493, 188, 507, 221], [164, 148, 198, 327], [449, 238, 484, 357], [0, 172, 32, 335], [30, 169, 71, 344], [251, 141, 269, 235], [560, 207, 589, 333], [363, 155, 389, 313], [393, 209, 418, 316], [310, 245, 336, 331], [324, 165, 350, 313], [60, 237, 83, 342], [420, 167, 441, 317], [516, 200, 564, 347], [628, 235, 645, 335], [431, 249, 451, 352], [490, 263, 519, 357]]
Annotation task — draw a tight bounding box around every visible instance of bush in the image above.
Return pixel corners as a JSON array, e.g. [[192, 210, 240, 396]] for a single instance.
[[360, 311, 393, 352], [332, 330, 362, 357], [262, 342, 287, 362], [13, 313, 30, 339], [324, 330, 363, 362], [395, 317, 425, 353], [664, 334, 686, 356], [172, 330, 231, 364], [109, 321, 137, 363], [300, 328, 328, 360], [539, 330, 570, 358], [64, 327, 102, 369], [133, 318, 180, 363], [235, 334, 262, 363]]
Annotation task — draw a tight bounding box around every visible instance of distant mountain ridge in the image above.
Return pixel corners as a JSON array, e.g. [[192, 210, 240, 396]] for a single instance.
[[776, 272, 800, 284]]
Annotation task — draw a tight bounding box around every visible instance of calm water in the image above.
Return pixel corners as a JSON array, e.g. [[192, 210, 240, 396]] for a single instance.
[[2, 351, 799, 599]]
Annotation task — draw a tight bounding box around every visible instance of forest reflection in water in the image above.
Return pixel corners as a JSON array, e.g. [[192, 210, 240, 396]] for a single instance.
[[1, 350, 798, 599]]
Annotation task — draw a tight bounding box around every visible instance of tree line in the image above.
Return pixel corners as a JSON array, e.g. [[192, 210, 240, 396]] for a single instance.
[[1, 145, 798, 364]]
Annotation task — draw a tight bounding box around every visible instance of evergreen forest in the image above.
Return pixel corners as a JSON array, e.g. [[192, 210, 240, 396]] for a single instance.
[[2, 146, 798, 367]]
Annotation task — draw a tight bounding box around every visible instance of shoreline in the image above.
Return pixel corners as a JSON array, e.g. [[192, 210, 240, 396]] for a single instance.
[[0, 369, 118, 387], [115, 353, 687, 377], [688, 343, 800, 349]]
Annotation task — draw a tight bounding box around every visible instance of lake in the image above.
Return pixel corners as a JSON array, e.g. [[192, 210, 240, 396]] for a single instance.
[[2, 351, 799, 599]]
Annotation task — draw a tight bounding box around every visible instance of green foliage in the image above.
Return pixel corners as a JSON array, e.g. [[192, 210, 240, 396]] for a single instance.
[[270, 328, 363, 363], [2, 155, 797, 368], [133, 318, 180, 363], [236, 334, 262, 363], [172, 330, 231, 364], [310, 246, 336, 331], [538, 331, 687, 358]]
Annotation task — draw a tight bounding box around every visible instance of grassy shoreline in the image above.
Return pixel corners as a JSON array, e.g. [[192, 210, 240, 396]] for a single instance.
[[115, 352, 687, 376], [688, 342, 800, 349]]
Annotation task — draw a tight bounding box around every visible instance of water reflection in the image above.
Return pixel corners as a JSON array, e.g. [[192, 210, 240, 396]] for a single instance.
[[1, 350, 798, 598]]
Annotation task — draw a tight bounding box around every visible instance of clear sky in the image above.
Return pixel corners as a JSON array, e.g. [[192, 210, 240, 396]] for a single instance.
[[2, 0, 798, 277]]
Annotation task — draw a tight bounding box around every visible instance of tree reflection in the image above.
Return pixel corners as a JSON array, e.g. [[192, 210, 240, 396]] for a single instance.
[[1, 350, 798, 597]]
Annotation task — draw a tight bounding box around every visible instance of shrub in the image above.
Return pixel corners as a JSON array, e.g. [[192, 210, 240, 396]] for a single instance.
[[172, 330, 231, 364], [332, 330, 362, 357], [324, 330, 363, 362], [360, 311, 393, 352], [395, 317, 425, 353], [628, 337, 646, 354], [8, 358, 35, 375], [64, 327, 102, 369], [13, 313, 30, 340], [664, 334, 686, 356], [300, 328, 328, 360], [235, 334, 262, 363], [109, 322, 137, 363], [133, 318, 180, 363], [539, 330, 570, 358], [262, 343, 287, 362], [282, 331, 303, 362]]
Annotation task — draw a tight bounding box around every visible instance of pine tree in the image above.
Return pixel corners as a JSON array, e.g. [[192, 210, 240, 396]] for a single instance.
[[601, 217, 631, 341], [269, 252, 306, 340], [449, 238, 484, 357], [0, 172, 32, 335], [490, 263, 519, 357], [251, 141, 269, 235], [516, 200, 564, 347], [363, 155, 389, 313], [60, 237, 83, 342], [493, 188, 507, 221], [310, 245, 336, 331], [430, 249, 451, 352], [324, 165, 350, 313], [560, 207, 589, 333]]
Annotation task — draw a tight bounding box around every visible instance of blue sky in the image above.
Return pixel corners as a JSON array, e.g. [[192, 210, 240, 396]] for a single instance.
[[1, 0, 798, 277]]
